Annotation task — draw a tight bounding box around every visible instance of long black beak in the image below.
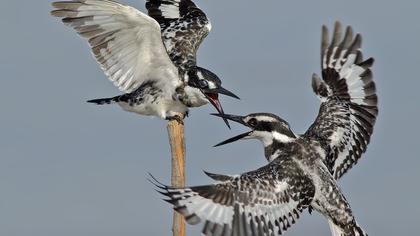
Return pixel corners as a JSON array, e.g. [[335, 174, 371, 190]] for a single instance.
[[210, 86, 240, 100], [211, 113, 246, 125], [211, 113, 252, 147], [213, 131, 252, 147]]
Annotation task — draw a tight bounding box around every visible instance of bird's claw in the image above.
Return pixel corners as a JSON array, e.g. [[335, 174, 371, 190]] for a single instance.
[[167, 115, 184, 125]]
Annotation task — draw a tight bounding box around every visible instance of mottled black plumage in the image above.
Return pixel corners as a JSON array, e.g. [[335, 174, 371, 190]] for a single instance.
[[52, 0, 238, 123], [151, 154, 315, 235], [152, 22, 376, 236], [152, 134, 366, 236], [305, 22, 377, 179], [146, 0, 211, 72]]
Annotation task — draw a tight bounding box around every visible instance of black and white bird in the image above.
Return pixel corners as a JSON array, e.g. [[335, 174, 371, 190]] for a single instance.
[[151, 22, 377, 236], [215, 21, 377, 181], [51, 0, 238, 125]]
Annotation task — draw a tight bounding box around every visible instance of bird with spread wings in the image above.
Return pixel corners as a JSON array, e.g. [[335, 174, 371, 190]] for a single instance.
[[51, 0, 238, 125]]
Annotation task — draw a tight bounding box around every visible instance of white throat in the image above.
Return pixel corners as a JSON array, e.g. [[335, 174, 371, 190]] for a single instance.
[[183, 86, 208, 107]]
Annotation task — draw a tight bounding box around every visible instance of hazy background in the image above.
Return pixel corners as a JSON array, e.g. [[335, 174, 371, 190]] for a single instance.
[[1, 0, 419, 235]]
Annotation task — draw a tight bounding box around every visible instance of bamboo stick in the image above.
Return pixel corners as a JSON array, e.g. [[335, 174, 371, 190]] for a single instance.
[[167, 119, 186, 236]]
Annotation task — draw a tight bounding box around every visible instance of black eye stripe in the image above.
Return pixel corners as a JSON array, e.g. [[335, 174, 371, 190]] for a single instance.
[[255, 121, 274, 131], [248, 118, 257, 127], [254, 121, 295, 138]]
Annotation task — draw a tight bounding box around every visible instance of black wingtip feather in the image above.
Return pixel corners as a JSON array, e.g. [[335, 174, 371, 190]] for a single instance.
[[147, 173, 168, 190], [163, 198, 178, 205], [357, 57, 375, 68]]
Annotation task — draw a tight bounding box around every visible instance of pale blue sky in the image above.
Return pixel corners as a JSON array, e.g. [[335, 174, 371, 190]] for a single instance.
[[1, 0, 419, 235]]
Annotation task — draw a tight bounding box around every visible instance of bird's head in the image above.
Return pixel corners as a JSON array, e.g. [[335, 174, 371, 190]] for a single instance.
[[188, 67, 239, 128], [212, 113, 296, 147]]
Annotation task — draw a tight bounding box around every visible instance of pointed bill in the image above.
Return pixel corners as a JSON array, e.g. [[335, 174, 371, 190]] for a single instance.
[[205, 86, 240, 100], [215, 86, 240, 99], [213, 131, 252, 147], [211, 113, 252, 147], [211, 113, 246, 125]]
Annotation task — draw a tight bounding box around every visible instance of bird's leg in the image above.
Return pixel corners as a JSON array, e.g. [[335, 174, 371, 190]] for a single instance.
[[166, 115, 184, 125]]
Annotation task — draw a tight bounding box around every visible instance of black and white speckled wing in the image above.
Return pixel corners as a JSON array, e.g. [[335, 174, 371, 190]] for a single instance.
[[304, 22, 378, 179], [152, 159, 315, 236], [51, 0, 180, 93], [146, 0, 211, 71]]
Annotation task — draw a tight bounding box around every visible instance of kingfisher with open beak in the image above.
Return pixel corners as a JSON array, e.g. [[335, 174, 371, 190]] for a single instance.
[[51, 0, 239, 126]]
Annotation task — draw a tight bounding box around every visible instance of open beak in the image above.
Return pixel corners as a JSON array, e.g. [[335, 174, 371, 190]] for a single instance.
[[211, 113, 252, 147], [211, 113, 246, 125], [213, 86, 240, 100], [213, 131, 252, 147], [204, 93, 231, 129], [204, 87, 238, 129]]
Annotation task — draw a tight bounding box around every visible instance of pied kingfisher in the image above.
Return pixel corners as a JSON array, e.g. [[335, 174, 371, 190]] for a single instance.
[[51, 0, 238, 126], [152, 22, 377, 236]]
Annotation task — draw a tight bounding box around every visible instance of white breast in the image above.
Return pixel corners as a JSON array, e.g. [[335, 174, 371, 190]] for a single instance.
[[182, 86, 208, 107]]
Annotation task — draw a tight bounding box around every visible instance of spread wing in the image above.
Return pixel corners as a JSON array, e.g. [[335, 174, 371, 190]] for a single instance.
[[304, 22, 378, 179], [151, 159, 315, 236], [51, 0, 180, 93], [146, 0, 211, 71]]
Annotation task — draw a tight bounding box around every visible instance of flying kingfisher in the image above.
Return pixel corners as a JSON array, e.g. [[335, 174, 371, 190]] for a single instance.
[[153, 22, 377, 236], [51, 0, 238, 126], [214, 21, 377, 181]]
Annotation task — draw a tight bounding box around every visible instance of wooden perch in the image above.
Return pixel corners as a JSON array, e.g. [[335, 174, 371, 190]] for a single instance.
[[167, 119, 186, 236]]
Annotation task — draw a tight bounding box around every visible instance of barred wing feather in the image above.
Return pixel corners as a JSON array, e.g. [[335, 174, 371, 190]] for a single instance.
[[305, 22, 378, 179], [146, 0, 211, 70], [152, 160, 315, 236], [51, 0, 180, 93]]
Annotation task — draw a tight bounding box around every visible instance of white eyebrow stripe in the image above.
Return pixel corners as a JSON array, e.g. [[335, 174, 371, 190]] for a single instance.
[[257, 116, 278, 122]]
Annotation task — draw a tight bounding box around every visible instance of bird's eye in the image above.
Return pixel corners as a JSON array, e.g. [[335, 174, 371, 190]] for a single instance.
[[248, 118, 257, 127], [198, 80, 208, 88]]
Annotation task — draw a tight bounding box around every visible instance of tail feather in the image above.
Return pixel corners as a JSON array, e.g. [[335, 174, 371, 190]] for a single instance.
[[328, 219, 343, 236], [353, 222, 368, 236], [328, 219, 368, 236], [87, 96, 119, 105]]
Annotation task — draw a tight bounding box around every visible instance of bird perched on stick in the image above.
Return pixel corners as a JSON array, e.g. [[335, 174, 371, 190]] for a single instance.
[[152, 22, 377, 236], [51, 0, 238, 126]]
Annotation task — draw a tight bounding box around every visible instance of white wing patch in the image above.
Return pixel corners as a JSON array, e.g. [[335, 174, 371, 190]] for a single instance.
[[274, 180, 289, 193], [51, 0, 181, 93], [151, 171, 312, 236], [179, 193, 234, 225], [159, 3, 180, 18]]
